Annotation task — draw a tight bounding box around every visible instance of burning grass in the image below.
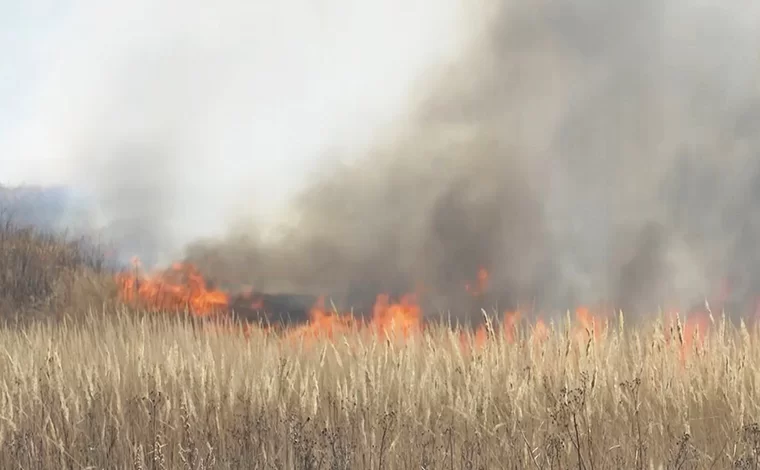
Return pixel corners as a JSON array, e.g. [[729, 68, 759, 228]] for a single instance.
[[0, 308, 759, 469], [5, 213, 760, 468]]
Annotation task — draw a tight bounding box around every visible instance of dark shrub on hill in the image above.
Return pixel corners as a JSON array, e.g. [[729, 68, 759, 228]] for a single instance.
[[0, 214, 115, 322]]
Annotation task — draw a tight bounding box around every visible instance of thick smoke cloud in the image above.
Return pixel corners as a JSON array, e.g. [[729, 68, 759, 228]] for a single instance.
[[7, 1, 760, 320], [2, 0, 470, 269], [186, 0, 760, 319]]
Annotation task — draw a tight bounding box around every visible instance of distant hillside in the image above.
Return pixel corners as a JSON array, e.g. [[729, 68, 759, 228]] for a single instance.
[[0, 184, 163, 271], [0, 184, 94, 233]]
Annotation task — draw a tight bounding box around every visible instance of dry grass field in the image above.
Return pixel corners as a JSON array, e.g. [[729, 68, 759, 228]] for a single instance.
[[3, 218, 760, 469]]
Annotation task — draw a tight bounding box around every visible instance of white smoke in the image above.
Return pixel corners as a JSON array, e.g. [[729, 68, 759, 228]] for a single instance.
[[0, 0, 480, 264]]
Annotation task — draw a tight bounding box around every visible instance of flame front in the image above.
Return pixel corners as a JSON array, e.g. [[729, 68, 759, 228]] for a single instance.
[[115, 259, 727, 364], [574, 306, 607, 343], [664, 309, 712, 364], [287, 296, 356, 342], [285, 293, 423, 345], [116, 261, 228, 316], [372, 293, 422, 337]]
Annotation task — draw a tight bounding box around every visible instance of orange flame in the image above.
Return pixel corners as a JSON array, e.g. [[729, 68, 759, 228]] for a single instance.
[[465, 267, 490, 296], [372, 293, 422, 337], [287, 296, 356, 343], [574, 306, 607, 343], [113, 258, 729, 368], [504, 310, 520, 343], [532, 318, 549, 344], [664, 309, 711, 364], [463, 309, 522, 352], [116, 261, 228, 316], [285, 293, 422, 346]]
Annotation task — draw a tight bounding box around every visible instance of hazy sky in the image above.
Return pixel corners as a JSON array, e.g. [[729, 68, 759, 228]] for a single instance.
[[0, 0, 478, 238]]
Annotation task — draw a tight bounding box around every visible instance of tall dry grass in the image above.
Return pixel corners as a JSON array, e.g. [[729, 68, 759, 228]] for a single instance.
[[3, 210, 760, 469], [0, 308, 758, 469]]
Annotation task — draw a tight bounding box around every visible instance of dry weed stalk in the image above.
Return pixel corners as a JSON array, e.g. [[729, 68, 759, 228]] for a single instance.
[[0, 308, 754, 469]]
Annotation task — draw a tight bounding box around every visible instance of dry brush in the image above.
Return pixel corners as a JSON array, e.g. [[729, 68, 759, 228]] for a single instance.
[[0, 308, 758, 469]]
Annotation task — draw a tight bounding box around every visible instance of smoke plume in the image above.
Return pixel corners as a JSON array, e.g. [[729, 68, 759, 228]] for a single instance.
[[186, 0, 760, 319], [6, 1, 760, 319], [2, 0, 469, 269]]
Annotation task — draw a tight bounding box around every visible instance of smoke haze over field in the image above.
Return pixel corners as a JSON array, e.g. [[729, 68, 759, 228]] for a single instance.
[[1, 0, 475, 266], [4, 1, 760, 317], [186, 0, 760, 316]]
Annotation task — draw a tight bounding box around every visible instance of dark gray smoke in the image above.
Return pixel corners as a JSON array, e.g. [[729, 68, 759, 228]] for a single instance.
[[183, 0, 760, 319], [20, 0, 748, 321]]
